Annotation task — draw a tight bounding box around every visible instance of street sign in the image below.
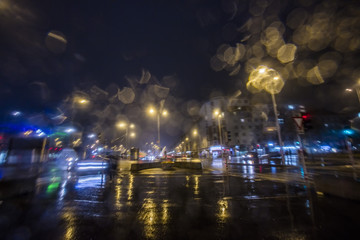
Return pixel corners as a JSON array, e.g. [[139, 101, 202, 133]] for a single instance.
[[293, 117, 304, 134]]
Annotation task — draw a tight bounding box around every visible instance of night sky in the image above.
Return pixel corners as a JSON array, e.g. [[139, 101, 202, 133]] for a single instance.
[[1, 0, 360, 146], [1, 0, 232, 111]]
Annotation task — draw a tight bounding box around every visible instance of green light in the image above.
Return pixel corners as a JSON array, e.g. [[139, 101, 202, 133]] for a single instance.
[[49, 132, 68, 136], [46, 182, 60, 194]]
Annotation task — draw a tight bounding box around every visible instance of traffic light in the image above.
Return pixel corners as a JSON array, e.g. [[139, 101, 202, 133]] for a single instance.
[[301, 112, 313, 131]]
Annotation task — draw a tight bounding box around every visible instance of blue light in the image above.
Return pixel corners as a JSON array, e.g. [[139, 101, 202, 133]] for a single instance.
[[343, 129, 355, 135], [77, 166, 107, 170], [288, 105, 294, 110], [11, 111, 21, 116]]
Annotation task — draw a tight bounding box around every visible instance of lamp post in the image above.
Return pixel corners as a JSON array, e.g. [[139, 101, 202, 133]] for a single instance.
[[247, 65, 285, 164], [193, 129, 200, 158], [148, 103, 168, 154], [71, 97, 89, 122], [270, 79, 285, 165], [214, 110, 223, 158], [68, 97, 90, 148], [116, 122, 135, 154]]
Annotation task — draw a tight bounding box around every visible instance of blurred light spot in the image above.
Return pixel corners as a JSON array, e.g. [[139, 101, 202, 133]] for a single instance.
[[268, 21, 286, 36], [279, 63, 293, 80], [307, 13, 333, 51], [307, 66, 324, 85], [117, 87, 135, 104], [277, 44, 297, 63], [244, 57, 262, 73], [319, 51, 342, 64], [318, 59, 338, 78], [187, 100, 200, 116], [217, 199, 229, 222], [223, 47, 236, 65], [234, 43, 246, 61], [336, 18, 354, 39], [153, 85, 170, 99], [45, 30, 67, 54], [349, 37, 360, 51], [210, 55, 226, 72], [261, 27, 285, 57], [251, 42, 265, 58], [334, 36, 350, 52], [229, 64, 241, 76], [296, 60, 316, 78], [139, 69, 151, 84], [293, 25, 310, 45], [247, 65, 284, 94], [138, 198, 157, 239]]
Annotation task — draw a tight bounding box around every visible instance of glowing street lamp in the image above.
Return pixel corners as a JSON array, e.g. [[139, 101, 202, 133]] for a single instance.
[[116, 121, 136, 151], [247, 65, 285, 164], [78, 99, 89, 104], [213, 109, 224, 159], [193, 129, 201, 158], [213, 109, 223, 146], [147, 103, 168, 151]]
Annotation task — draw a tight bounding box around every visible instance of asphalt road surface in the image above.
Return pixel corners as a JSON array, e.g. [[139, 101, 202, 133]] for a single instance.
[[1, 156, 360, 240]]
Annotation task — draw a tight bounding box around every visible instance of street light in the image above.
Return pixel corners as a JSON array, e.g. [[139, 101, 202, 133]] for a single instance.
[[116, 121, 136, 153], [147, 103, 168, 153], [214, 109, 224, 158], [213, 109, 223, 146], [193, 129, 200, 158], [247, 65, 285, 164]]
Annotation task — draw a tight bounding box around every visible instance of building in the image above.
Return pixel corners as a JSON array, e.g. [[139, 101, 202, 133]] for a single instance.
[[174, 95, 309, 157], [197, 96, 270, 156]]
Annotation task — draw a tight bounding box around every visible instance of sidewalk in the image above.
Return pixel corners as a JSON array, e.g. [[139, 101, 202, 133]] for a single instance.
[[314, 174, 360, 201]]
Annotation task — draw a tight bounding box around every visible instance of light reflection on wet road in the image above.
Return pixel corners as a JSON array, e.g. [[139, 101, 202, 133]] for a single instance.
[[1, 158, 360, 240]]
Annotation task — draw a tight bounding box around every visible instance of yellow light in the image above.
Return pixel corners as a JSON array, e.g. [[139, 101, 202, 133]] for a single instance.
[[23, 130, 33, 136], [259, 67, 266, 73], [193, 130, 198, 136], [129, 124, 135, 129], [185, 137, 189, 141], [162, 110, 168, 116], [148, 107, 156, 115], [117, 122, 126, 128], [273, 76, 279, 80], [130, 132, 136, 138]]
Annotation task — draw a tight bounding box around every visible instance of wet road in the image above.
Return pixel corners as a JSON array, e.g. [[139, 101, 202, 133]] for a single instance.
[[1, 157, 360, 240]]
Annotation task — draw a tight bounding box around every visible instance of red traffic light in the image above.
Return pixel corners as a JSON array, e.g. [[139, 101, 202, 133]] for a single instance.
[[302, 113, 311, 119]]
